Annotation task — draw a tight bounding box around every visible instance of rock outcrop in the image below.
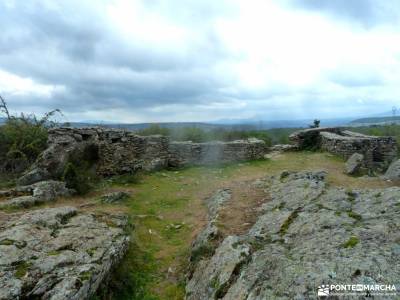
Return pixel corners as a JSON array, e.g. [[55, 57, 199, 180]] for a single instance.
[[186, 171, 400, 299], [384, 159, 400, 181], [19, 128, 267, 185], [0, 181, 74, 208], [344, 153, 364, 175], [269, 144, 298, 152], [0, 206, 129, 300], [189, 189, 231, 267]]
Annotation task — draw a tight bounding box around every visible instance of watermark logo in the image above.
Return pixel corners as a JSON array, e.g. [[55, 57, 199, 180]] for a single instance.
[[317, 285, 330, 297], [317, 284, 397, 297]]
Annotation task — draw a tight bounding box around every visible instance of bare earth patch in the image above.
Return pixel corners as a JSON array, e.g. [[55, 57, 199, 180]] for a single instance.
[[217, 179, 269, 236]]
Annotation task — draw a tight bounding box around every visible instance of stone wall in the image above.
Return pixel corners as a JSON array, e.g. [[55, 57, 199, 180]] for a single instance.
[[320, 130, 397, 170], [168, 138, 266, 168], [96, 129, 170, 175], [289, 127, 342, 149], [290, 127, 398, 171], [18, 127, 267, 185]]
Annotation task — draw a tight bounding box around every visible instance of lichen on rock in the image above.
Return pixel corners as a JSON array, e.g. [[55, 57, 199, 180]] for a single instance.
[[0, 206, 129, 300], [186, 171, 400, 299]]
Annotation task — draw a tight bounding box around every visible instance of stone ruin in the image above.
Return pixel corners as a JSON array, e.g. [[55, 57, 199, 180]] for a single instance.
[[289, 127, 398, 172], [18, 127, 267, 185], [17, 126, 398, 185]]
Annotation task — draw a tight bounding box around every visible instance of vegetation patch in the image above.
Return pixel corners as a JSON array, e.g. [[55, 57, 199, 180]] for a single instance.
[[87, 248, 97, 257], [345, 189, 357, 202], [0, 239, 14, 246], [15, 261, 32, 279], [190, 243, 216, 265], [79, 270, 92, 282], [0, 97, 61, 174], [279, 208, 301, 236], [342, 236, 360, 249], [62, 161, 96, 195], [347, 211, 362, 222], [47, 250, 61, 256]]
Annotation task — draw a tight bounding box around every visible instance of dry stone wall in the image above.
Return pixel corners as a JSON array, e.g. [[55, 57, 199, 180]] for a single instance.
[[320, 131, 397, 170], [290, 127, 398, 171], [19, 127, 267, 185], [168, 138, 266, 167]]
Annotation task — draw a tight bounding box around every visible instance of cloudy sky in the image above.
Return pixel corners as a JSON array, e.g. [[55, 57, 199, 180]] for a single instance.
[[1, 0, 400, 123]]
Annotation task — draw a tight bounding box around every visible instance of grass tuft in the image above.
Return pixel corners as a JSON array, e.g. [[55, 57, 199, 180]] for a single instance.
[[342, 236, 360, 249]]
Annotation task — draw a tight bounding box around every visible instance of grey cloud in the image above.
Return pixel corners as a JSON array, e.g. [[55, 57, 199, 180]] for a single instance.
[[1, 0, 399, 123], [327, 69, 384, 88], [0, 0, 233, 119], [289, 0, 400, 27]]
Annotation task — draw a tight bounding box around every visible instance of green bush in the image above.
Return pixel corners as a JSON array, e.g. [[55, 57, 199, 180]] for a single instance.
[[0, 97, 61, 173], [0, 116, 59, 173]]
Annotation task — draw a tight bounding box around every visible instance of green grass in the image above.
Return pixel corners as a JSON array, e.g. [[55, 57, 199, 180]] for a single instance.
[[279, 209, 300, 236], [0, 174, 16, 189], [347, 211, 362, 222], [342, 236, 360, 249], [15, 261, 32, 278]]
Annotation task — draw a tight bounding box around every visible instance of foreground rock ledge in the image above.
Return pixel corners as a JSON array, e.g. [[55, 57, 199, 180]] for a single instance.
[[0, 206, 129, 300], [186, 171, 400, 299]]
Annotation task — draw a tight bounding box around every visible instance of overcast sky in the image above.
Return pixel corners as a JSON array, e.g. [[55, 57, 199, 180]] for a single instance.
[[1, 0, 400, 123]]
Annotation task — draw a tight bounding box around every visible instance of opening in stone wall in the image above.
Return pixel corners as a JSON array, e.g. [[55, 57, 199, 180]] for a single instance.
[[372, 147, 384, 162]]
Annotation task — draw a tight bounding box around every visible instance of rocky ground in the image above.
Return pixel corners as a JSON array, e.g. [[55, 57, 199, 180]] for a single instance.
[[0, 151, 399, 299], [0, 206, 129, 299], [186, 171, 400, 299]]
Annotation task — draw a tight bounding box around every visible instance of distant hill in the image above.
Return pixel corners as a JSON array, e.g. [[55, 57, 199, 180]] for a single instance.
[[40, 118, 355, 131], [350, 116, 400, 125], [63, 122, 238, 131], [211, 117, 354, 129]]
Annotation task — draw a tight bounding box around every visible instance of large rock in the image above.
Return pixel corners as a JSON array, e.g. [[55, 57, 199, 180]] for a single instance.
[[344, 153, 364, 175], [186, 171, 400, 299], [0, 181, 74, 208], [18, 128, 100, 186], [385, 159, 400, 181], [0, 206, 129, 300]]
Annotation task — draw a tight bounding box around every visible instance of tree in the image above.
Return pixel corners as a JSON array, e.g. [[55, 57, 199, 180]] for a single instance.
[[309, 119, 320, 128], [0, 94, 10, 120]]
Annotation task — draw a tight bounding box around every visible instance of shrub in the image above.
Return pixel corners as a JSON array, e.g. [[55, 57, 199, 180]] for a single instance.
[[62, 144, 100, 195], [62, 162, 93, 195], [0, 97, 62, 173]]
